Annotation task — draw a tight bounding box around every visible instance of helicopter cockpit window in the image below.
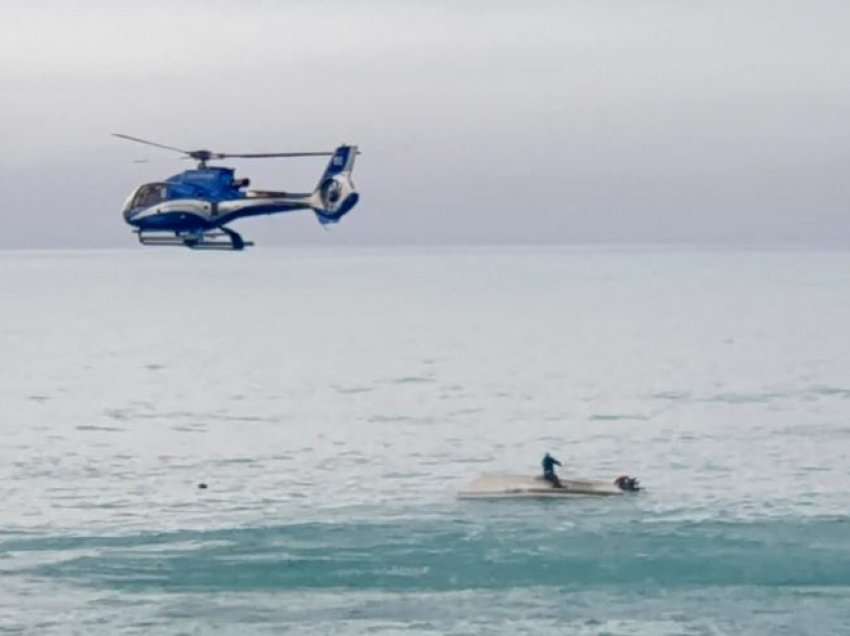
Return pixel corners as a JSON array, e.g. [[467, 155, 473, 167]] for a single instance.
[[125, 183, 169, 212]]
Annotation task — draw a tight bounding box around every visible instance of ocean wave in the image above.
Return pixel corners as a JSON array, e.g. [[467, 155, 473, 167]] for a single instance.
[[4, 515, 849, 592]]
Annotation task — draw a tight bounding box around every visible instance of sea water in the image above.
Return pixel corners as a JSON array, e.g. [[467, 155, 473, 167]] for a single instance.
[[1, 246, 849, 634]]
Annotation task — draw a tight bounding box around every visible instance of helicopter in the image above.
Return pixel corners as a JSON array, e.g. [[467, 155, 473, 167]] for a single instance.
[[113, 133, 360, 250]]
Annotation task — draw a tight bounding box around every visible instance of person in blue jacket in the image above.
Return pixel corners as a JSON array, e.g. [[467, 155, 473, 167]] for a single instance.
[[542, 452, 563, 488]]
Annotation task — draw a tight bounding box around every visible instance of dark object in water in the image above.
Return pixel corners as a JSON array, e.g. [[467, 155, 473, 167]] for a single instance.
[[614, 475, 640, 491], [198, 483, 208, 490]]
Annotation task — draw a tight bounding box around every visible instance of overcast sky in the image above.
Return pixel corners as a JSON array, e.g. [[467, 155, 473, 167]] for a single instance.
[[1, 1, 849, 248]]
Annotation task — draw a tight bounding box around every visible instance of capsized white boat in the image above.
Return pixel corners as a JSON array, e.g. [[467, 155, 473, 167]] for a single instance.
[[458, 473, 640, 499]]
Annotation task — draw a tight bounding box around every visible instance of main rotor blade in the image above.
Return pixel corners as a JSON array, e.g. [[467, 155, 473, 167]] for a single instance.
[[112, 133, 191, 155], [221, 152, 334, 159]]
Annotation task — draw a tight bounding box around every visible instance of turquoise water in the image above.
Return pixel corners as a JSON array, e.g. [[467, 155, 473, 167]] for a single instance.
[[2, 247, 850, 633]]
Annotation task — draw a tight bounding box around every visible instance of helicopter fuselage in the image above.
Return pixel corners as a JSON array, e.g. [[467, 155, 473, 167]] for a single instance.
[[123, 167, 314, 230]]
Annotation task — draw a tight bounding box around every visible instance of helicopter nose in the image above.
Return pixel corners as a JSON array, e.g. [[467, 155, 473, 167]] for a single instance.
[[123, 206, 141, 225]]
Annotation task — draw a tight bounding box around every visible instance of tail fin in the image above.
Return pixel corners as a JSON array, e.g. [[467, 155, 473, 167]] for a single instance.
[[319, 145, 357, 182], [312, 145, 359, 224]]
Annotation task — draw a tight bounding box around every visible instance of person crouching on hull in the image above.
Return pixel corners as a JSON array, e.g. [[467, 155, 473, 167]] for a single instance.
[[542, 453, 563, 488]]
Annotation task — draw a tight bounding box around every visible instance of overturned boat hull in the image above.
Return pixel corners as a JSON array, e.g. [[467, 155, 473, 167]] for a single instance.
[[458, 473, 638, 499]]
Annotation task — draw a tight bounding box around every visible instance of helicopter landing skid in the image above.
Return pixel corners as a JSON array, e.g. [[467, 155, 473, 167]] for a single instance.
[[136, 228, 253, 251]]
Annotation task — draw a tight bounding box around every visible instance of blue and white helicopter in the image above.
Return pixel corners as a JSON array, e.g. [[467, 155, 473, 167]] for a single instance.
[[114, 133, 359, 250]]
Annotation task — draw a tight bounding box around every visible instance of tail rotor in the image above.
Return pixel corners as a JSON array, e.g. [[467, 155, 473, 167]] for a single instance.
[[312, 145, 359, 224]]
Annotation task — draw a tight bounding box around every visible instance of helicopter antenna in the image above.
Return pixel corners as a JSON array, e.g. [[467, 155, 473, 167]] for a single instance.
[[112, 133, 335, 169]]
